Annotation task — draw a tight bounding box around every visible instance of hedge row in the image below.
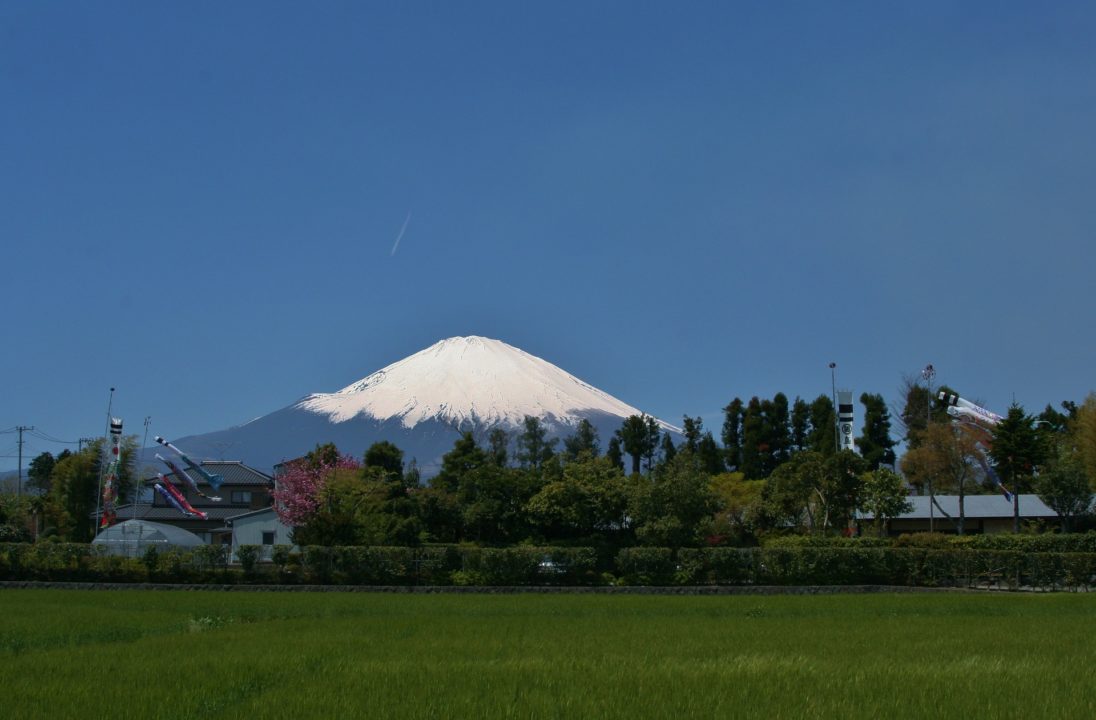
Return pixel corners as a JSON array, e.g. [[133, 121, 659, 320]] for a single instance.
[[763, 531, 1096, 553], [2, 543, 1093, 590]]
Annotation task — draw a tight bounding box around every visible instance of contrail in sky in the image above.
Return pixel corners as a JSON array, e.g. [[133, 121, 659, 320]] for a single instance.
[[390, 212, 411, 256]]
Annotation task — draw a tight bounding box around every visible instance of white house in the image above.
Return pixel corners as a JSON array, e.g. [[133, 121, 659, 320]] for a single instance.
[[226, 506, 294, 562]]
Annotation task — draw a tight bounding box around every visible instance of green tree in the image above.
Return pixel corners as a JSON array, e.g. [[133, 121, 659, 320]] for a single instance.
[[616, 415, 653, 475], [431, 432, 488, 493], [1035, 453, 1093, 532], [47, 438, 137, 541], [517, 416, 557, 470], [363, 441, 404, 482], [739, 397, 766, 479], [708, 471, 765, 545], [487, 427, 510, 467], [856, 392, 897, 470], [858, 467, 913, 537], [26, 451, 56, 494], [722, 397, 744, 471], [759, 450, 865, 533], [628, 453, 717, 547], [790, 397, 811, 454], [900, 421, 983, 534], [526, 455, 629, 544], [458, 463, 540, 545], [1075, 393, 1096, 490], [990, 404, 1048, 533], [807, 395, 837, 457], [659, 432, 677, 467], [682, 416, 704, 452], [606, 436, 624, 472], [562, 419, 599, 460], [768, 393, 792, 467], [697, 431, 726, 475]]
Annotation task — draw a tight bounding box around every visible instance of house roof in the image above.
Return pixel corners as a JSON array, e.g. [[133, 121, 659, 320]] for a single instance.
[[225, 506, 280, 523], [859, 494, 1057, 520], [107, 503, 256, 523], [144, 460, 273, 488]]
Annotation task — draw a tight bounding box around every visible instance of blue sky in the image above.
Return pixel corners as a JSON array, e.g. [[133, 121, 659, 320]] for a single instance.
[[3, 2, 1095, 471]]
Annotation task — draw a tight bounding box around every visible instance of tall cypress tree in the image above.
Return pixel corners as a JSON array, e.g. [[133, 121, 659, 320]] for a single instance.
[[722, 398, 744, 471], [990, 404, 1048, 532], [791, 397, 811, 454], [807, 394, 837, 457], [856, 392, 897, 470], [769, 393, 792, 467], [740, 397, 765, 479]]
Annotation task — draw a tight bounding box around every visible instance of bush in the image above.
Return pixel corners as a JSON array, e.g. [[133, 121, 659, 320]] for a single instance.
[[615, 547, 676, 585], [237, 545, 261, 576]]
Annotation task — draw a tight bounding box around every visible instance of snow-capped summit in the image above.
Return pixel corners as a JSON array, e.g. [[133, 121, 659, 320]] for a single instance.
[[160, 336, 677, 475], [296, 335, 670, 431]]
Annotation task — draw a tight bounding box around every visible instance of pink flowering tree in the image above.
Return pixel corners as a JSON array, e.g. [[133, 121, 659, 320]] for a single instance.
[[272, 451, 362, 529]]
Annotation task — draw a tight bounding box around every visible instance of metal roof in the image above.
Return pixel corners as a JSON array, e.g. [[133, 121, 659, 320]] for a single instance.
[[859, 494, 1057, 520]]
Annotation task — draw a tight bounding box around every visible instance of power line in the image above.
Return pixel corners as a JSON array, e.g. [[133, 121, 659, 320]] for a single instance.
[[28, 429, 80, 445]]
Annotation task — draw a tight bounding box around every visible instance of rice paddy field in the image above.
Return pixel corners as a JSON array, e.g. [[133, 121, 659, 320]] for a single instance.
[[1, 589, 1093, 719]]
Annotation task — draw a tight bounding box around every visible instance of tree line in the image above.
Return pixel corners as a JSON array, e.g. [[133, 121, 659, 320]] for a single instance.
[[3, 384, 1094, 546]]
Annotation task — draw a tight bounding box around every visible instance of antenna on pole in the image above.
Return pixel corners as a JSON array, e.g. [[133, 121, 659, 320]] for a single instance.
[[93, 387, 115, 539]]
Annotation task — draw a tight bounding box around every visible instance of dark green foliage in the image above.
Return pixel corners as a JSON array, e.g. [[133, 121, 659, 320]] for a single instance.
[[991, 404, 1050, 531], [236, 545, 261, 576], [856, 392, 897, 470], [525, 455, 630, 545], [606, 436, 624, 472], [563, 419, 599, 460], [4, 539, 1096, 588], [790, 397, 810, 454], [682, 416, 723, 474], [659, 432, 677, 466], [739, 397, 765, 478], [363, 441, 404, 481], [629, 453, 717, 547], [614, 547, 676, 585], [516, 416, 557, 470], [457, 464, 541, 545], [432, 432, 488, 493], [682, 416, 704, 452], [26, 452, 56, 494], [807, 395, 837, 456], [616, 415, 653, 475], [697, 432, 725, 475], [1035, 452, 1093, 532], [487, 427, 510, 467], [722, 398, 743, 471]]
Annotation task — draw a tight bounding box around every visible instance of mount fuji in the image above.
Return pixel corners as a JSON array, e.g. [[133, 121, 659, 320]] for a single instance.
[[158, 336, 679, 477]]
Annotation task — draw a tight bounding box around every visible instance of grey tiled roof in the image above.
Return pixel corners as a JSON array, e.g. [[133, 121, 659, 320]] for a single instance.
[[145, 460, 273, 488], [107, 504, 258, 522]]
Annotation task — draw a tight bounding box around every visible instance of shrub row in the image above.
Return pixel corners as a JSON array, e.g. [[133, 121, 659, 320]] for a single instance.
[[763, 531, 1096, 553], [2, 543, 1093, 590]]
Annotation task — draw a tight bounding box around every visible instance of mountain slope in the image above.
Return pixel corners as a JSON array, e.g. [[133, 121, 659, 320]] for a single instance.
[[158, 336, 678, 476]]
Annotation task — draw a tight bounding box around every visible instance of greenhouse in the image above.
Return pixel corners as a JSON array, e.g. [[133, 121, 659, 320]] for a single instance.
[[92, 519, 205, 557]]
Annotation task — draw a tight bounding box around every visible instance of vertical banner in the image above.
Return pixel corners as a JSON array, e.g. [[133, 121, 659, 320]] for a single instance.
[[100, 418, 123, 528], [837, 391, 856, 453]]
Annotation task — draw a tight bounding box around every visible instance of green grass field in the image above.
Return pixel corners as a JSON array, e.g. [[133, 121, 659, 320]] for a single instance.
[[1, 589, 1093, 719]]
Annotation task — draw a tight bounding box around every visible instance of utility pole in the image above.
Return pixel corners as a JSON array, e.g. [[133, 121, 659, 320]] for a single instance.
[[828, 363, 839, 453], [78, 437, 97, 452], [922, 364, 936, 533], [16, 426, 34, 497]]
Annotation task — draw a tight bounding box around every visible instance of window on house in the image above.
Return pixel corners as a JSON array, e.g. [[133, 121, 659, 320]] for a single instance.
[[262, 531, 275, 546], [231, 490, 252, 504]]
